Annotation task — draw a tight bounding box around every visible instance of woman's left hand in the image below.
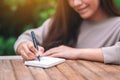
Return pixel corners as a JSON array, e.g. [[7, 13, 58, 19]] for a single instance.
[[43, 45, 79, 59]]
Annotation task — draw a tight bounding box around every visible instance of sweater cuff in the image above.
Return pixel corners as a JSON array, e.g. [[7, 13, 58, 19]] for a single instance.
[[102, 46, 120, 64]]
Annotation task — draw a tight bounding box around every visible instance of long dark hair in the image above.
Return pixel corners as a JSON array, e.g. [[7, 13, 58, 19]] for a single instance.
[[100, 0, 120, 16], [42, 0, 120, 50]]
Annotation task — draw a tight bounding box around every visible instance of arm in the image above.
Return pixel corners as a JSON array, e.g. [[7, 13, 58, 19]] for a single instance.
[[43, 22, 120, 64], [76, 48, 104, 62], [43, 42, 120, 64], [43, 45, 104, 62], [102, 42, 120, 64], [14, 18, 51, 53], [14, 19, 51, 60]]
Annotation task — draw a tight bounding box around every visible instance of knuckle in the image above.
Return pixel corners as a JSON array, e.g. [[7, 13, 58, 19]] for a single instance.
[[26, 51, 32, 55], [19, 50, 25, 55], [25, 58, 29, 61], [40, 47, 44, 51], [32, 57, 36, 60], [26, 56, 33, 60], [28, 44, 32, 48], [29, 46, 33, 50], [59, 45, 64, 48]]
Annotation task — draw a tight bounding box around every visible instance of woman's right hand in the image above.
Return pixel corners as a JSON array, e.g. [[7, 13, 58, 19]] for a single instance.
[[16, 41, 44, 60]]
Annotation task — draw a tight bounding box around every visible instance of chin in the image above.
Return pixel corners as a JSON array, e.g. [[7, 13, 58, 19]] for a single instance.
[[79, 13, 93, 20], [80, 15, 90, 19]]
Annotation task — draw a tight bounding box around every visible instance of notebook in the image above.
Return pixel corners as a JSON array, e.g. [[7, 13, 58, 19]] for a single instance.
[[24, 57, 66, 68]]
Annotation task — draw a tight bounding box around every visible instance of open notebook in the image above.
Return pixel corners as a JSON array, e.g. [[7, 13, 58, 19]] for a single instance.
[[24, 57, 66, 68]]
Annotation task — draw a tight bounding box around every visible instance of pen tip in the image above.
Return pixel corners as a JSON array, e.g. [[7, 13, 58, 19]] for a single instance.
[[37, 56, 40, 61]]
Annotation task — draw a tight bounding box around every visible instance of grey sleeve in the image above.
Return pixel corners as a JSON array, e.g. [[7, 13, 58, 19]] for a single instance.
[[102, 42, 120, 64], [102, 22, 120, 64], [14, 18, 51, 53]]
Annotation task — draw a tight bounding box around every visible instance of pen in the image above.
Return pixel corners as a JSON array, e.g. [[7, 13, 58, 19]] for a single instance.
[[31, 31, 40, 61]]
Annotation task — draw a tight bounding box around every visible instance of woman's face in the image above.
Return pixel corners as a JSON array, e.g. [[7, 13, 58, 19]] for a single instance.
[[68, 0, 105, 20]]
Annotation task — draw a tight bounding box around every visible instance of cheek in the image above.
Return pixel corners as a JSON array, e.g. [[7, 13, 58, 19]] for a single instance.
[[88, 0, 100, 12], [67, 0, 100, 19], [82, 0, 100, 18], [92, 2, 99, 9], [67, 0, 74, 8], [68, 1, 73, 8]]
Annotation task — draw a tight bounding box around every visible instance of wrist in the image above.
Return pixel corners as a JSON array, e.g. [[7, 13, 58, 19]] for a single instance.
[[74, 48, 104, 62], [73, 48, 82, 59]]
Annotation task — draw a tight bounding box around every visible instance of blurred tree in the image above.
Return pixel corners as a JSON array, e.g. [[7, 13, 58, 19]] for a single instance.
[[0, 0, 56, 38], [115, 0, 120, 8], [0, 0, 56, 55]]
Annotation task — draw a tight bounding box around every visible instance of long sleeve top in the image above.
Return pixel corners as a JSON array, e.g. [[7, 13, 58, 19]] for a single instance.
[[14, 17, 120, 64]]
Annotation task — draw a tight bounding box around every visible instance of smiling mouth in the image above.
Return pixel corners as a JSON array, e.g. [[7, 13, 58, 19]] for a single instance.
[[77, 6, 88, 13]]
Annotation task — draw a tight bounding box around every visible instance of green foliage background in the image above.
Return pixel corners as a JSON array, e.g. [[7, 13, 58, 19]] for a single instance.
[[0, 0, 56, 55], [0, 0, 120, 55]]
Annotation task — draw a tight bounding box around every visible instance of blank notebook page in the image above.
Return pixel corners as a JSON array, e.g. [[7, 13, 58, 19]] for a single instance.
[[24, 57, 66, 68]]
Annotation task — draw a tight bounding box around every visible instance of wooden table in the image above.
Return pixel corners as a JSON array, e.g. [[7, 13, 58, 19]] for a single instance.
[[0, 56, 120, 80]]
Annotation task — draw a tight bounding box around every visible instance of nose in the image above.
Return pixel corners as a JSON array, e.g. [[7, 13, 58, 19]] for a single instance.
[[73, 0, 83, 6]]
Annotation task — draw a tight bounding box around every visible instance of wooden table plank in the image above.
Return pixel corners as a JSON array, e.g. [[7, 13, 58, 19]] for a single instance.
[[78, 60, 118, 80], [94, 62, 120, 79], [1, 56, 120, 80], [0, 56, 22, 60], [45, 67, 68, 80], [66, 60, 102, 80], [0, 60, 16, 80], [0, 60, 4, 80], [29, 67, 51, 80], [11, 60, 34, 80], [112, 64, 120, 71], [57, 62, 85, 80]]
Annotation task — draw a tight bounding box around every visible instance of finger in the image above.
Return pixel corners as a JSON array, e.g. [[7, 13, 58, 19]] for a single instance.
[[27, 42, 37, 54], [50, 53, 59, 57], [23, 45, 37, 59], [20, 50, 30, 60], [37, 46, 44, 56], [27, 42, 43, 57], [49, 52, 63, 58], [51, 53, 69, 59], [37, 51, 44, 57], [38, 46, 44, 53], [43, 48, 58, 56], [29, 46, 45, 57]]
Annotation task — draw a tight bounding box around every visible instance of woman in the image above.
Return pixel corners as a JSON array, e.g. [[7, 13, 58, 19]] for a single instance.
[[14, 0, 120, 64]]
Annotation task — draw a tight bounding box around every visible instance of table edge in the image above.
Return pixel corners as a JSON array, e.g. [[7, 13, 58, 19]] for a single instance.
[[0, 56, 23, 60]]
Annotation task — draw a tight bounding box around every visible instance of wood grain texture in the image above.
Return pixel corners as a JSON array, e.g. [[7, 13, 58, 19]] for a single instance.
[[11, 60, 34, 80], [66, 60, 101, 80], [94, 62, 120, 80], [29, 67, 51, 80], [0, 60, 16, 80], [0, 56, 120, 80], [78, 60, 118, 80], [57, 61, 85, 80], [45, 67, 68, 80]]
